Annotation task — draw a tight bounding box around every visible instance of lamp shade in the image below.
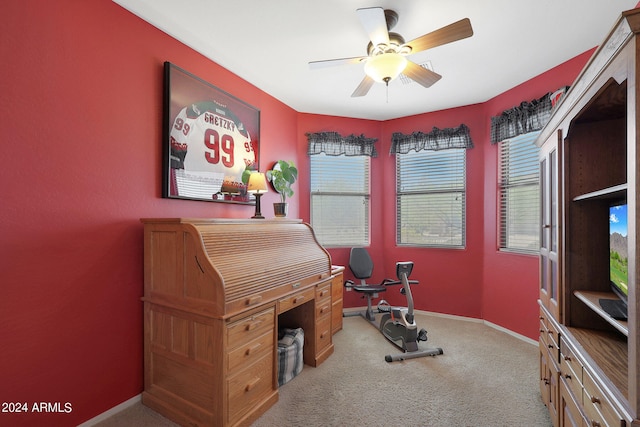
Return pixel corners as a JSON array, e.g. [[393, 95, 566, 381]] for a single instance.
[[364, 52, 407, 83], [247, 172, 268, 193]]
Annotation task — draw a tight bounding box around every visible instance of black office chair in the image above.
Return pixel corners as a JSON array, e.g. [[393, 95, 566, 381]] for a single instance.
[[344, 247, 389, 322]]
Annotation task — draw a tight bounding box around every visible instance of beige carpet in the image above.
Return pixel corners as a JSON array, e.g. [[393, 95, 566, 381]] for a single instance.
[[96, 312, 551, 427]]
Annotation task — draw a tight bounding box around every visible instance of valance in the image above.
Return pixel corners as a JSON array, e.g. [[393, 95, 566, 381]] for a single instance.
[[390, 124, 473, 154], [490, 87, 568, 144], [306, 131, 378, 157]]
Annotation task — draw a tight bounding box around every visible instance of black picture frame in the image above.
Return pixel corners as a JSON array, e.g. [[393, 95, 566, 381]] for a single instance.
[[162, 62, 260, 204]]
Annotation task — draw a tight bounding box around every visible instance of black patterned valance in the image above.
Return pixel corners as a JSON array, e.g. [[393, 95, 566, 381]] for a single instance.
[[306, 132, 378, 157], [490, 87, 569, 144], [390, 124, 473, 154]]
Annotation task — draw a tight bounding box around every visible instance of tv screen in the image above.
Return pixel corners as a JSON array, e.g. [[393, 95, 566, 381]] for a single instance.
[[609, 203, 628, 302]]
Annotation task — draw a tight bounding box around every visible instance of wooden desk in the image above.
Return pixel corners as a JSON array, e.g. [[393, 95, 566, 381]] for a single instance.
[[140, 218, 340, 427]]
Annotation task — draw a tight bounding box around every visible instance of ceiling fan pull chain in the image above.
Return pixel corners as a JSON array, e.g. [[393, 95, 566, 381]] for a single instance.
[[385, 78, 389, 103]]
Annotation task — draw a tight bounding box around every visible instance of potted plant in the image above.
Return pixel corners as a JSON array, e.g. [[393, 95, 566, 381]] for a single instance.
[[266, 160, 298, 217]]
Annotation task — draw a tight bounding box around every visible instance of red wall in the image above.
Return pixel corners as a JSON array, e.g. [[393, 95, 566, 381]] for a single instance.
[[481, 50, 594, 338], [0, 1, 596, 425], [0, 1, 299, 426]]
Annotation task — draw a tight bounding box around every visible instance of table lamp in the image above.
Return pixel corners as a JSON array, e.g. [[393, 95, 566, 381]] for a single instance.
[[247, 172, 268, 219]]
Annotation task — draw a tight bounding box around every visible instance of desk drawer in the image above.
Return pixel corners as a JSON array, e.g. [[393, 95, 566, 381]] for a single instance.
[[227, 308, 274, 350], [227, 353, 273, 425], [316, 282, 331, 302], [583, 369, 624, 427], [227, 330, 273, 372], [315, 314, 332, 351], [278, 287, 315, 313], [316, 298, 332, 319]]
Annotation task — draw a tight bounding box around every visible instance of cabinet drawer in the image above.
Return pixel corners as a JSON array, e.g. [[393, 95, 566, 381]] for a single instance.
[[560, 338, 583, 401], [278, 287, 314, 313], [582, 369, 624, 427], [560, 362, 582, 404], [227, 308, 274, 350], [546, 317, 560, 351], [315, 314, 332, 351], [227, 330, 273, 373], [227, 353, 273, 425]]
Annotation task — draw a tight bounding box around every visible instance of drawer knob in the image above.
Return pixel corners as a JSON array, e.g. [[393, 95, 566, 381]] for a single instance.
[[245, 343, 261, 356], [564, 355, 571, 361], [245, 320, 263, 331], [564, 374, 571, 380], [246, 295, 262, 306], [245, 377, 260, 392], [591, 396, 601, 405], [591, 421, 601, 427]]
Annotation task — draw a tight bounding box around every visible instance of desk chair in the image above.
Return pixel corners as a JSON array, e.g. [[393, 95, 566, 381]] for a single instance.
[[344, 247, 388, 321]]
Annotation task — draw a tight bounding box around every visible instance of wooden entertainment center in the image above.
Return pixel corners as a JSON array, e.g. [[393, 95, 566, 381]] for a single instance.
[[140, 218, 344, 427], [537, 9, 640, 427]]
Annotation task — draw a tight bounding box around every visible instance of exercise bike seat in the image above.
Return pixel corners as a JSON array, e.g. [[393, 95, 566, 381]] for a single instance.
[[344, 247, 387, 321], [346, 247, 387, 293]]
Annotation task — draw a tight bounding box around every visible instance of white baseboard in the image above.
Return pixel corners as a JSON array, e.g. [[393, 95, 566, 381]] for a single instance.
[[344, 306, 536, 346], [483, 319, 537, 346], [77, 394, 141, 426]]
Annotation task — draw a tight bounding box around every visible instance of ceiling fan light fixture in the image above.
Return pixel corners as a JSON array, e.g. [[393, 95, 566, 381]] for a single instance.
[[364, 52, 407, 84]]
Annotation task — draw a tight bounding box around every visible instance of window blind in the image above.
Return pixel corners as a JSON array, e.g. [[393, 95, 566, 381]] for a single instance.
[[498, 131, 540, 253], [310, 153, 370, 247], [396, 149, 466, 247]]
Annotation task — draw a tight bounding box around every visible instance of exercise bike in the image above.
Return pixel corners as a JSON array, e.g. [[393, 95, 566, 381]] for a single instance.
[[376, 261, 444, 362]]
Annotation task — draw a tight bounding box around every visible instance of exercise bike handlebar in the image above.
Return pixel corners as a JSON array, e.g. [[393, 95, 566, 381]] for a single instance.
[[381, 278, 419, 286]]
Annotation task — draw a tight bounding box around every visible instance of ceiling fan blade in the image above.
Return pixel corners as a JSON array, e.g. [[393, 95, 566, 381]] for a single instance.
[[309, 56, 366, 70], [356, 7, 389, 47], [404, 18, 473, 54], [402, 61, 442, 88], [351, 75, 375, 97]]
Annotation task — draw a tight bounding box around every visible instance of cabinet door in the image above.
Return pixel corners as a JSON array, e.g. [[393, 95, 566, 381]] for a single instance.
[[560, 377, 588, 427], [539, 131, 562, 321]]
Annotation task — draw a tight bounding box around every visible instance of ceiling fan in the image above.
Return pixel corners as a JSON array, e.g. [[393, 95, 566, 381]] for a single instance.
[[309, 7, 473, 97]]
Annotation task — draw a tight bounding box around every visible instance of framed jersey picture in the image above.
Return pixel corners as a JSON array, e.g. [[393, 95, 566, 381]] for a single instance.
[[162, 62, 260, 204]]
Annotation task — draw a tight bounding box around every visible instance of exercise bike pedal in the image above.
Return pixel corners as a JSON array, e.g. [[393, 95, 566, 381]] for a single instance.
[[417, 328, 428, 342]]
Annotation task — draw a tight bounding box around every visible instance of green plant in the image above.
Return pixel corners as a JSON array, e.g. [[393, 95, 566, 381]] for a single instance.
[[266, 160, 298, 203]]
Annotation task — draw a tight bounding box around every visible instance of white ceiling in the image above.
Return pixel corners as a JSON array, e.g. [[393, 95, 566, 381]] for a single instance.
[[113, 0, 637, 121]]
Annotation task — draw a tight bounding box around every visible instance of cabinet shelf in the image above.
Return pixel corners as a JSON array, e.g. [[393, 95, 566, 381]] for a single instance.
[[572, 183, 627, 202], [574, 290, 628, 336]]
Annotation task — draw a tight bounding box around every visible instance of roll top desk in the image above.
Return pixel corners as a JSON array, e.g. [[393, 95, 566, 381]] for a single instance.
[[140, 218, 342, 427]]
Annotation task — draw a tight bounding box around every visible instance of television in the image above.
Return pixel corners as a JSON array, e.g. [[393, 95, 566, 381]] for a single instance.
[[609, 203, 629, 303], [600, 203, 629, 320]]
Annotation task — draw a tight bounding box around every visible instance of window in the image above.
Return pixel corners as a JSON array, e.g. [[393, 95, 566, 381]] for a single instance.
[[310, 153, 370, 247], [498, 131, 540, 253], [396, 148, 466, 247]]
